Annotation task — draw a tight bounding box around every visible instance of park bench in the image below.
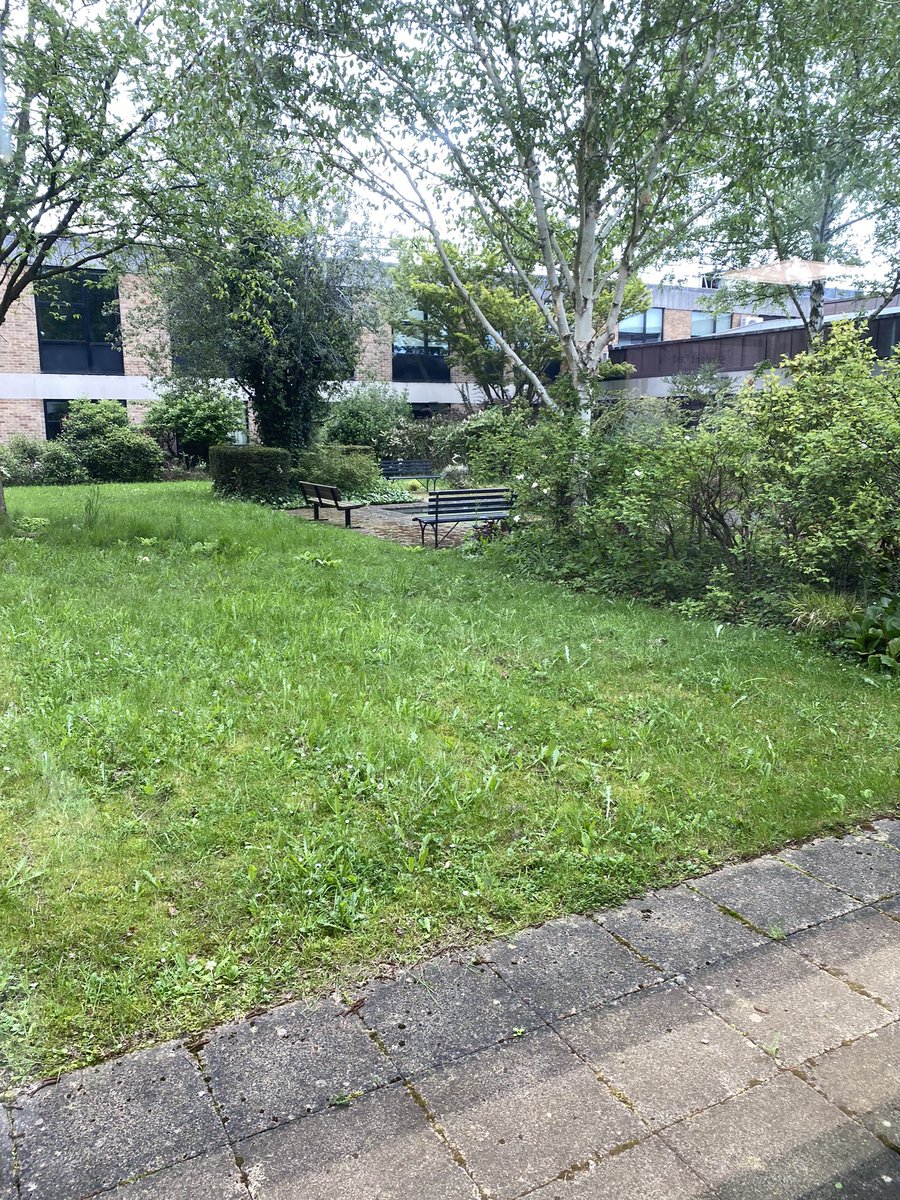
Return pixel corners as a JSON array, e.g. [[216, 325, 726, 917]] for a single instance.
[[414, 487, 516, 548], [380, 458, 442, 490], [297, 481, 366, 528]]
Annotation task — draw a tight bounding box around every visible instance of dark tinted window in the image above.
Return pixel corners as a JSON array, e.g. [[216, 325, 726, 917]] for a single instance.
[[34, 271, 124, 375]]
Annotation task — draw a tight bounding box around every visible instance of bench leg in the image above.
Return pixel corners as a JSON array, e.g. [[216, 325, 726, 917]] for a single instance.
[[435, 521, 439, 549], [344, 509, 352, 528], [420, 522, 425, 547], [312, 503, 321, 521]]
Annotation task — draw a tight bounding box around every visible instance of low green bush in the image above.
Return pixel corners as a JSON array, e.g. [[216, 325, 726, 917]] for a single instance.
[[58, 399, 163, 483], [323, 383, 412, 456], [0, 435, 52, 486], [208, 443, 292, 499], [0, 408, 154, 486], [143, 379, 246, 460], [292, 444, 381, 495], [465, 325, 900, 640], [839, 595, 900, 671]]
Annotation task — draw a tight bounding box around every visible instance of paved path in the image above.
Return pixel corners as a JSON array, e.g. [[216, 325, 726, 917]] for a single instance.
[[4, 822, 900, 1199], [289, 503, 468, 547]]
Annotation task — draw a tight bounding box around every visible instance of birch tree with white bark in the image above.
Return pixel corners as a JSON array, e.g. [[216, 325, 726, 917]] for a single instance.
[[265, 0, 770, 413]]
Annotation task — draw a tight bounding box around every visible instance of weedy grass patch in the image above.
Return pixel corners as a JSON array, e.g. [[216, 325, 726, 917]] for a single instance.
[[1, 482, 898, 1079]]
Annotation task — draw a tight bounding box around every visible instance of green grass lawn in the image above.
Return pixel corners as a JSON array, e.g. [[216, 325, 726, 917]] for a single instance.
[[1, 482, 898, 1081]]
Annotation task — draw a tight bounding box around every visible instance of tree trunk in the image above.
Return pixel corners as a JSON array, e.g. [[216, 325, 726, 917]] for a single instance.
[[808, 277, 826, 337], [0, 476, 7, 518]]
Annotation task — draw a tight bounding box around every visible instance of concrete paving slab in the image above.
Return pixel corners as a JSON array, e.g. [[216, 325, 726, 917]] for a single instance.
[[482, 916, 659, 1021], [202, 998, 389, 1141], [414, 1027, 644, 1199], [111, 1148, 249, 1198], [600, 885, 764, 974], [361, 955, 540, 1076], [691, 855, 858, 934], [238, 1083, 476, 1199], [13, 1042, 227, 1200], [873, 819, 900, 850], [691, 942, 890, 1066], [805, 1021, 900, 1148], [0, 1106, 14, 1200], [881, 894, 900, 920], [779, 834, 900, 902], [526, 1136, 716, 1199], [788, 905, 900, 1009], [663, 1073, 899, 1199], [559, 982, 775, 1128]]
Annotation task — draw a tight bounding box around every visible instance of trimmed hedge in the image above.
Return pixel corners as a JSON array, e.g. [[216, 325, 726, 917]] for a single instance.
[[208, 444, 292, 499]]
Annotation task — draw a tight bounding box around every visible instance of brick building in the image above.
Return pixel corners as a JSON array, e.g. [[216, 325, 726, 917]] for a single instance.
[[0, 270, 789, 443]]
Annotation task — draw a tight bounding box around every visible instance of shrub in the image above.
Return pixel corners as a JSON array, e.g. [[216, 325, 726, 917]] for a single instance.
[[41, 443, 90, 485], [323, 382, 412, 456], [143, 379, 246, 460], [292, 445, 380, 495], [0, 435, 50, 485], [441, 462, 472, 488], [208, 443, 292, 499], [58, 399, 163, 482], [839, 595, 900, 672]]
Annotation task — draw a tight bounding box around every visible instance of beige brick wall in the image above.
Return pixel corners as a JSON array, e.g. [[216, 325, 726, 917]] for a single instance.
[[0, 289, 42, 374], [0, 397, 44, 440], [663, 308, 692, 341], [355, 323, 392, 381], [119, 273, 170, 377]]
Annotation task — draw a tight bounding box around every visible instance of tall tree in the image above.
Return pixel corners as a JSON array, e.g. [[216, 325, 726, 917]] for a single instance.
[[264, 0, 773, 413], [159, 197, 374, 452], [0, 0, 257, 510], [702, 0, 900, 336], [0, 0, 252, 325]]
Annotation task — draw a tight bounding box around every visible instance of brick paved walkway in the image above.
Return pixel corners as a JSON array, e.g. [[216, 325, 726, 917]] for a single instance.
[[4, 821, 900, 1199]]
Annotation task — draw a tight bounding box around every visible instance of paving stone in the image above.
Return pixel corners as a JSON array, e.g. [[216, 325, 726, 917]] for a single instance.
[[111, 1147, 249, 1198], [527, 1137, 716, 1199], [559, 982, 775, 1128], [0, 1106, 14, 1200], [873, 818, 900, 850], [779, 834, 900, 902], [600, 885, 764, 974], [691, 855, 858, 935], [663, 1073, 899, 1199], [239, 1083, 476, 1199], [788, 905, 900, 1009], [360, 955, 540, 1076], [414, 1027, 644, 1199], [805, 1021, 900, 1148], [202, 998, 389, 1141], [691, 941, 889, 1066], [482, 916, 659, 1021], [13, 1042, 226, 1200], [880, 894, 900, 920]]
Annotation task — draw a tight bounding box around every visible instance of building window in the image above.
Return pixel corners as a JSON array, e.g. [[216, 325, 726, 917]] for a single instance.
[[616, 307, 663, 345], [43, 397, 127, 440], [691, 311, 732, 337], [35, 270, 125, 375], [392, 309, 451, 383]]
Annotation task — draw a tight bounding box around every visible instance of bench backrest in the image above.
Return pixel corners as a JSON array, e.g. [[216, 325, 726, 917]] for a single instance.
[[380, 459, 434, 476], [429, 488, 515, 515], [298, 481, 343, 506]]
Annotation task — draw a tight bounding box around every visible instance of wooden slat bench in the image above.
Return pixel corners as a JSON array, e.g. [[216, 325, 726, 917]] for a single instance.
[[297, 481, 366, 528], [414, 487, 516, 548], [380, 458, 441, 490]]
